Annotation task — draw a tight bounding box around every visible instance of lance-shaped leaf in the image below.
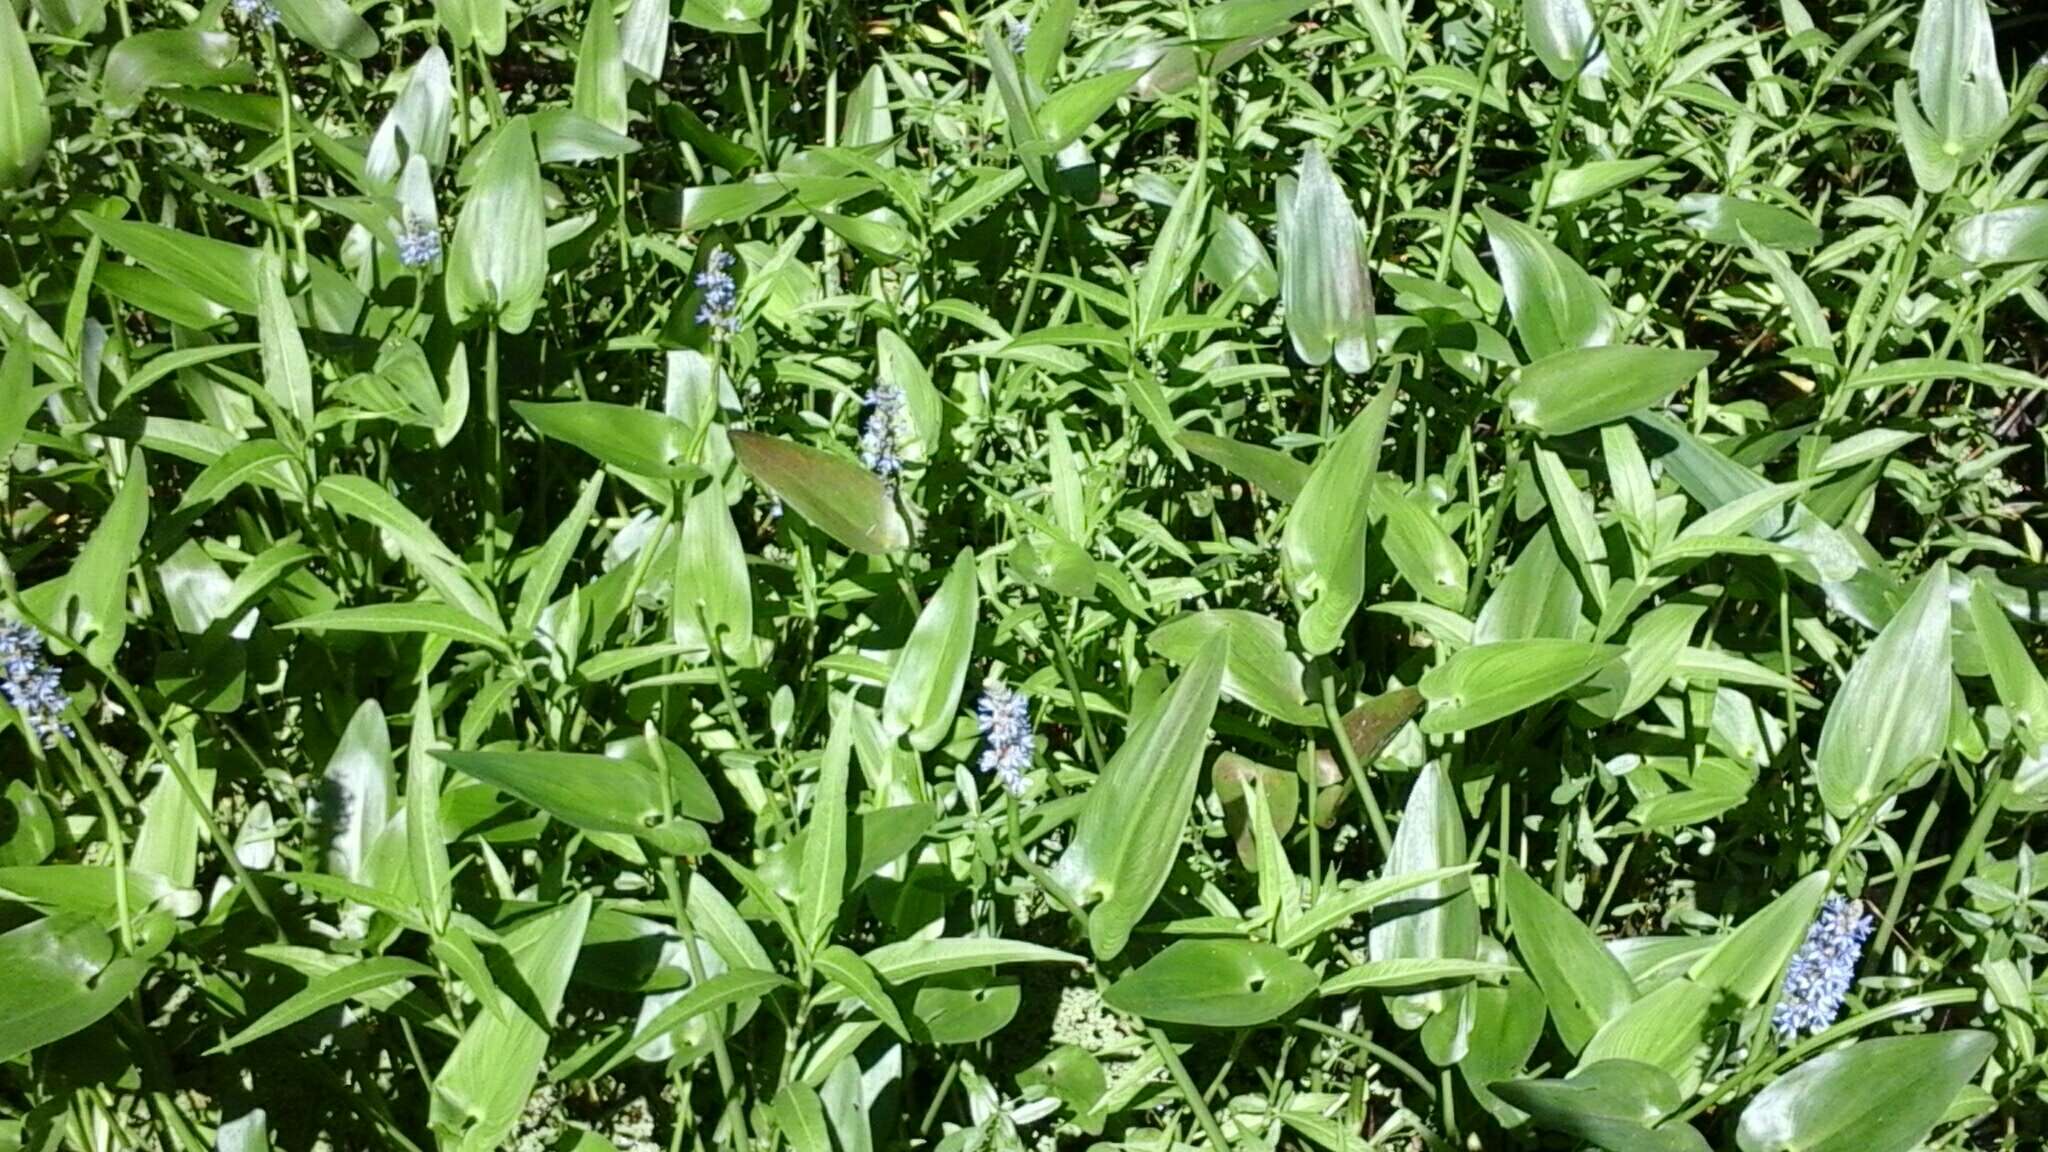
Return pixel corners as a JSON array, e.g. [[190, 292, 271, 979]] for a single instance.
[[430, 896, 592, 1152], [0, 0, 50, 190], [1526, 0, 1606, 84], [1148, 609, 1316, 726], [1104, 939, 1317, 1027], [1736, 1031, 1994, 1152], [1505, 347, 1716, 437], [572, 0, 628, 133], [1371, 763, 1479, 1029], [797, 702, 854, 953], [1282, 383, 1398, 655], [317, 700, 392, 885], [61, 448, 149, 665], [1277, 144, 1374, 374], [1051, 636, 1227, 959], [365, 48, 453, 191], [672, 476, 754, 664], [1482, 206, 1614, 361], [731, 430, 909, 555], [433, 749, 709, 856], [1420, 640, 1618, 734], [1815, 563, 1952, 818], [1502, 859, 1636, 1053], [405, 684, 452, 934], [256, 254, 315, 432], [0, 914, 149, 1064], [447, 117, 546, 333], [883, 549, 979, 752]]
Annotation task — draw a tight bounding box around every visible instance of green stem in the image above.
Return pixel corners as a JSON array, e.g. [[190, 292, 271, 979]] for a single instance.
[[1148, 1026, 1231, 1151], [481, 325, 502, 582], [1433, 20, 1502, 276], [1319, 666, 1391, 857], [1039, 595, 1105, 779], [1935, 756, 2011, 909], [1872, 771, 1944, 955]]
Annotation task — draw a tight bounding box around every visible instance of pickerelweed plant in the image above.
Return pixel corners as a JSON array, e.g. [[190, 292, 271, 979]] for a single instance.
[[0, 0, 2045, 1149]]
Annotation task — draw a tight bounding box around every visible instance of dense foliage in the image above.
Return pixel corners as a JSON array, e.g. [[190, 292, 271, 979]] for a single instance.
[[2, 0, 2047, 1148]]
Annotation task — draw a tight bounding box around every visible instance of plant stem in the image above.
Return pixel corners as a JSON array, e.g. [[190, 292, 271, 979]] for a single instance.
[[1039, 594, 1106, 777], [1319, 666, 1392, 857], [1148, 1026, 1231, 1151]]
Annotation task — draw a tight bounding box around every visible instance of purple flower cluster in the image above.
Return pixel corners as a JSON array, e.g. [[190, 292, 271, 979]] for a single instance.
[[695, 248, 740, 338], [395, 218, 441, 269], [1772, 895, 1875, 1040], [976, 682, 1032, 795], [0, 620, 72, 748]]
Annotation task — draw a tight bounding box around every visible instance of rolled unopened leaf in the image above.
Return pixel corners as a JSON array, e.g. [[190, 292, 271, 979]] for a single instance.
[[1277, 144, 1374, 375], [364, 47, 453, 192]]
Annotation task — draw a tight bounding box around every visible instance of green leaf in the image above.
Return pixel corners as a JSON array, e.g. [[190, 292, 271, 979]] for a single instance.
[[0, 914, 148, 1063], [1370, 764, 1479, 1029], [1179, 431, 1308, 501], [672, 476, 755, 663], [1951, 203, 2048, 267], [571, 0, 628, 133], [1373, 482, 1469, 611], [797, 702, 853, 953], [1495, 1061, 1711, 1152], [1688, 872, 1829, 1009], [1277, 144, 1374, 373], [590, 968, 792, 1080], [405, 683, 452, 935], [1526, 0, 1603, 83], [730, 430, 910, 556], [434, 749, 708, 856], [1968, 578, 2048, 743], [1909, 0, 2005, 155], [1501, 858, 1636, 1053], [61, 448, 149, 664], [277, 0, 377, 57], [1736, 1032, 1995, 1152], [773, 1083, 832, 1152], [0, 0, 50, 189], [316, 699, 391, 885], [514, 470, 604, 636], [1420, 640, 1618, 734], [1319, 958, 1513, 994], [815, 944, 912, 1041], [1278, 865, 1474, 951], [1148, 610, 1316, 726], [1676, 194, 1823, 251], [73, 213, 261, 314], [1505, 346, 1717, 436], [1282, 383, 1398, 655], [1104, 939, 1317, 1027], [430, 896, 592, 1152], [514, 401, 700, 485], [1481, 206, 1614, 360], [1189, 0, 1313, 41], [1815, 564, 1952, 818], [175, 439, 300, 513], [447, 117, 546, 333], [882, 548, 979, 752], [856, 937, 1085, 985], [1575, 977, 1717, 1094], [1051, 636, 1226, 959], [213, 957, 435, 1053], [102, 29, 255, 116], [284, 601, 508, 653], [1031, 69, 1145, 154]]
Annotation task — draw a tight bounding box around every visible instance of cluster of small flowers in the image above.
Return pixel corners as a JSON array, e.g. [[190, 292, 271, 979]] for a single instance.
[[1050, 986, 1128, 1052], [694, 248, 740, 337], [1771, 895, 1875, 1040], [395, 218, 441, 269], [858, 384, 906, 490], [0, 619, 72, 748], [975, 681, 1032, 794], [230, 0, 280, 25], [1005, 16, 1031, 53]]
